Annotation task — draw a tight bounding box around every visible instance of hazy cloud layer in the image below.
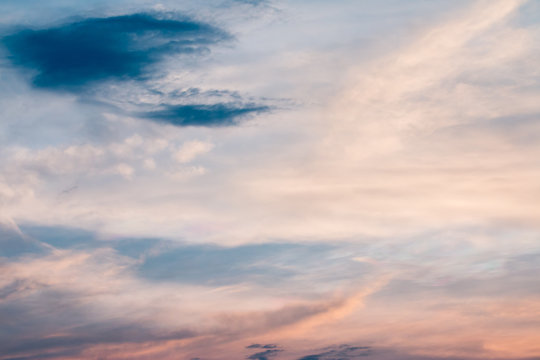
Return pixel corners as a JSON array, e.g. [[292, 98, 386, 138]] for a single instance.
[[1, 0, 540, 359]]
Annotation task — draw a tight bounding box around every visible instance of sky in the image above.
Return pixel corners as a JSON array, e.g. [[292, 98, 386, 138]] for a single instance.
[[1, 0, 540, 359]]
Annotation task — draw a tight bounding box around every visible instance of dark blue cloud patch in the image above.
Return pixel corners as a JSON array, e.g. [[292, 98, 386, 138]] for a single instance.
[[2, 13, 230, 90], [246, 344, 284, 360], [2, 13, 273, 128], [297, 344, 371, 360], [247, 344, 279, 349], [248, 349, 283, 360], [140, 103, 271, 127]]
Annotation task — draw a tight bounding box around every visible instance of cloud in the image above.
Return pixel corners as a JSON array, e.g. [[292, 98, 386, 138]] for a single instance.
[[247, 344, 279, 349], [232, 0, 269, 6], [246, 344, 284, 360], [2, 223, 540, 360], [2, 13, 229, 91], [247, 349, 283, 360], [1, 12, 272, 128], [0, 224, 379, 359], [140, 103, 271, 127], [174, 140, 214, 163], [1, 320, 196, 358], [297, 344, 371, 360], [0, 243, 201, 359], [1, 1, 540, 359]]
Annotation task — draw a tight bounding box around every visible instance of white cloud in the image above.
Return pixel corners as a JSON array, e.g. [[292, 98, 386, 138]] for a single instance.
[[174, 140, 214, 163]]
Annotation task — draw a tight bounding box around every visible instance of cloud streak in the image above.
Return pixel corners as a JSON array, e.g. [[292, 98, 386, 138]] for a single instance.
[[140, 103, 271, 127]]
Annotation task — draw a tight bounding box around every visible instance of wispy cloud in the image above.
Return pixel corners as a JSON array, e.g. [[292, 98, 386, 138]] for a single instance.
[[140, 103, 271, 127], [297, 344, 371, 360]]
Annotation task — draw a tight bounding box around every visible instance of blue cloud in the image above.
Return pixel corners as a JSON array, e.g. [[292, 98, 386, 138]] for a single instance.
[[2, 13, 230, 90], [247, 349, 283, 360], [2, 14, 272, 127], [139, 103, 271, 126], [297, 345, 371, 360], [247, 344, 279, 349], [246, 344, 284, 360]]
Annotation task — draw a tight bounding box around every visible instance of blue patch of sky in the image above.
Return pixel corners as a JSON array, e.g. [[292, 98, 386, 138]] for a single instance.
[[15, 225, 370, 287]]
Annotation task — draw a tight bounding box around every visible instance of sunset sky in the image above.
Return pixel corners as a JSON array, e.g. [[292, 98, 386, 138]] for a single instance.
[[1, 0, 540, 359]]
